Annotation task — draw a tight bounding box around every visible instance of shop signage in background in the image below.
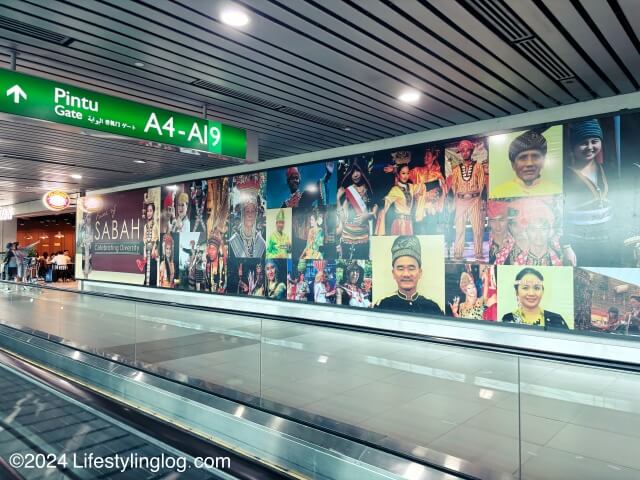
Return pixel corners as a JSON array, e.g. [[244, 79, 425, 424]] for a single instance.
[[43, 190, 70, 211], [0, 69, 247, 159], [0, 206, 13, 220]]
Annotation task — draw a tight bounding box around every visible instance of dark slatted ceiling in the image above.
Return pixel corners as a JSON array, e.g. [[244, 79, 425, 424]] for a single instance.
[[0, 0, 637, 206]]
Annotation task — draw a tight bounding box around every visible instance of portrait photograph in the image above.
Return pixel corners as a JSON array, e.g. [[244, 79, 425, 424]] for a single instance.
[[489, 125, 563, 199], [266, 161, 336, 209], [229, 172, 267, 259], [488, 196, 566, 266], [291, 206, 336, 270], [265, 208, 292, 259], [497, 265, 574, 329], [188, 179, 208, 234], [445, 263, 497, 321], [228, 257, 265, 296], [611, 113, 640, 268], [336, 259, 373, 308], [371, 234, 445, 315], [178, 232, 206, 292], [265, 258, 288, 300], [159, 232, 179, 289], [336, 155, 377, 261], [443, 137, 489, 262], [141, 187, 160, 288], [574, 267, 640, 334], [164, 183, 192, 235]]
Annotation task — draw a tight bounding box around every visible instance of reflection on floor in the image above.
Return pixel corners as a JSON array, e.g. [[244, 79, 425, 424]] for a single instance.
[[1, 284, 639, 479]]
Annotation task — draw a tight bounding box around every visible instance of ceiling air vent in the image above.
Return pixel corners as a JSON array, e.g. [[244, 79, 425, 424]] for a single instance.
[[192, 79, 284, 110], [465, 0, 531, 42], [0, 14, 74, 45], [192, 79, 346, 129], [516, 38, 574, 81], [275, 106, 344, 129], [464, 0, 576, 82]]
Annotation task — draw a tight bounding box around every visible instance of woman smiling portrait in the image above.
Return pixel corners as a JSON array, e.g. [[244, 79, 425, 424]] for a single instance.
[[501, 267, 569, 329]]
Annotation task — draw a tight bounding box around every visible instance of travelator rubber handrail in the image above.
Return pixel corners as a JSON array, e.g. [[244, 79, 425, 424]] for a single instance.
[[0, 349, 296, 480], [2, 279, 640, 375], [0, 457, 22, 479]]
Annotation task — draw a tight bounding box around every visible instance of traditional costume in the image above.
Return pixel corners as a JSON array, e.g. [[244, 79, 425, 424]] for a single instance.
[[410, 153, 446, 234], [338, 159, 374, 260], [281, 165, 332, 208], [266, 209, 292, 259], [229, 174, 266, 258], [565, 120, 613, 266], [492, 129, 561, 198], [375, 152, 422, 236], [265, 260, 287, 300], [375, 236, 444, 315], [449, 140, 486, 259], [159, 234, 175, 288]]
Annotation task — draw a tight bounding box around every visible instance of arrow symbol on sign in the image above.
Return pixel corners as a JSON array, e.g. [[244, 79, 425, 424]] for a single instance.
[[6, 84, 27, 104]]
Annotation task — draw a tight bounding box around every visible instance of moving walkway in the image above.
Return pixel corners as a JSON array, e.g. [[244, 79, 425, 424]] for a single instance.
[[1, 280, 639, 480]]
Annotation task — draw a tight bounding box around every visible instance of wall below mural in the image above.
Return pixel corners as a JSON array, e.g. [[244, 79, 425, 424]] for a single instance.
[[77, 111, 640, 339]]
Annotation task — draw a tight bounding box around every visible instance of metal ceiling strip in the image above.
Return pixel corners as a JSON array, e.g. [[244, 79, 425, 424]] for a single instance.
[[582, 0, 640, 87], [237, 0, 489, 121], [506, 0, 613, 98], [406, 0, 574, 105], [542, 0, 635, 93], [153, 0, 449, 130], [331, 0, 533, 113], [1, 1, 415, 138], [0, 36, 375, 146], [68, 0, 441, 132]]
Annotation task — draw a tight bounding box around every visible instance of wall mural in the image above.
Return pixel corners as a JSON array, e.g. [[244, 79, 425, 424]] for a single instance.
[[77, 112, 640, 337]]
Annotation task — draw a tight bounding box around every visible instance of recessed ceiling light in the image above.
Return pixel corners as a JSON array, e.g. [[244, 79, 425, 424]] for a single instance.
[[221, 8, 250, 27], [398, 90, 421, 103], [133, 160, 146, 164], [70, 174, 82, 179], [343, 127, 351, 131], [134, 61, 145, 67]]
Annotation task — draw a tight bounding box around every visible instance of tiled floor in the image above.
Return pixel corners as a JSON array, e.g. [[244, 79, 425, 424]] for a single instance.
[[2, 285, 640, 479]]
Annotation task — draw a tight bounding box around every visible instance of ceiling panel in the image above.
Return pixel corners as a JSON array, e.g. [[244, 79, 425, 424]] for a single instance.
[[0, 0, 637, 205]]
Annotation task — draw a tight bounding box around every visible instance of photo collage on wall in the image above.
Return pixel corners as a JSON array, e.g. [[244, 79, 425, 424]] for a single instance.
[[77, 111, 640, 338]]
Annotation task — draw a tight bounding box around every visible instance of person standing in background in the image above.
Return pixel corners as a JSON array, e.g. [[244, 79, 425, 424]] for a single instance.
[[3, 242, 16, 282]]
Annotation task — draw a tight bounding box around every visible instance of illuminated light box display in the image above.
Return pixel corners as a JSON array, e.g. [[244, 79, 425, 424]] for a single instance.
[[77, 112, 640, 336]]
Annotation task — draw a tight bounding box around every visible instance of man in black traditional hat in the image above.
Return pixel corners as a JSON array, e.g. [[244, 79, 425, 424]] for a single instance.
[[491, 129, 561, 198], [375, 235, 443, 315]]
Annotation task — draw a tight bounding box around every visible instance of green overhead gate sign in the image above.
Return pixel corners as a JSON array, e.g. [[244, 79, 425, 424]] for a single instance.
[[0, 68, 247, 159]]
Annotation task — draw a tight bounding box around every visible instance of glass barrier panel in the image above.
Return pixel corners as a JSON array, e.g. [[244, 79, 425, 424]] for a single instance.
[[0, 281, 137, 360], [258, 318, 520, 479], [519, 357, 640, 480], [134, 302, 262, 401]]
